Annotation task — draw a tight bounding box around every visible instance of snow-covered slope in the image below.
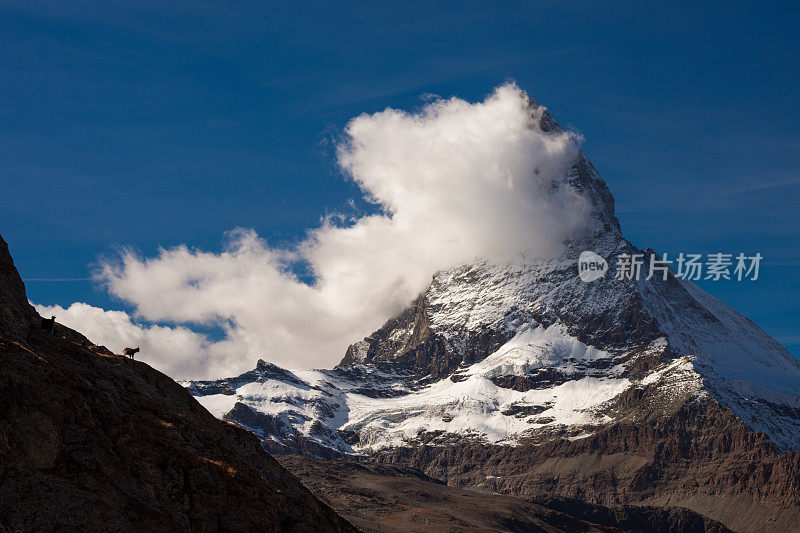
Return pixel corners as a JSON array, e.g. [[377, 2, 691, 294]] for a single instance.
[[186, 325, 634, 454]]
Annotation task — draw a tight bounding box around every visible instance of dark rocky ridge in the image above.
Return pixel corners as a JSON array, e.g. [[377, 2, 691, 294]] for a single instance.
[[0, 234, 355, 532], [0, 234, 38, 341]]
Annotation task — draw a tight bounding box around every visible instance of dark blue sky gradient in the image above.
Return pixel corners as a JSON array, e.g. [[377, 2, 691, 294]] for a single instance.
[[1, 1, 798, 355]]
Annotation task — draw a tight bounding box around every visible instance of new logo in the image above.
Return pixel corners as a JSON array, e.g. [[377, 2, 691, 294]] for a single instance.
[[578, 251, 608, 282]]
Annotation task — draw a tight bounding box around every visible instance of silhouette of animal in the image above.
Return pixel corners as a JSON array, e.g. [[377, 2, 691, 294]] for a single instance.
[[122, 347, 140, 359], [41, 315, 56, 333]]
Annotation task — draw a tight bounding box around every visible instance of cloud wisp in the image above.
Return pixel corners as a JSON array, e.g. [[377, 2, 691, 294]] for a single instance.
[[38, 83, 590, 379]]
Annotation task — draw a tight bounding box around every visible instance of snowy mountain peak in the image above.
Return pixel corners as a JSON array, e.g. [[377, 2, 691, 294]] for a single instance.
[[186, 237, 800, 455], [183, 117, 800, 457]]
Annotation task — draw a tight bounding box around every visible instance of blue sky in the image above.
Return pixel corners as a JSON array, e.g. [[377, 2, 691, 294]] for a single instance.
[[1, 1, 799, 357]]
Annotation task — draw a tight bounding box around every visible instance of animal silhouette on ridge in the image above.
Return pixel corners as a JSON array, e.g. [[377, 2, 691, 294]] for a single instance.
[[40, 315, 55, 333], [123, 346, 140, 359]]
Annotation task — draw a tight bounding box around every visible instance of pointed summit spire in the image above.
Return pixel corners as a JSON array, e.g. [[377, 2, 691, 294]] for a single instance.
[[0, 234, 39, 339]]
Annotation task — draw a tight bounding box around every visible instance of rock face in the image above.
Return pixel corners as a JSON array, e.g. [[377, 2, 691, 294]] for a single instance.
[[0, 235, 355, 532], [0, 234, 38, 340], [374, 399, 800, 532], [183, 96, 800, 532]]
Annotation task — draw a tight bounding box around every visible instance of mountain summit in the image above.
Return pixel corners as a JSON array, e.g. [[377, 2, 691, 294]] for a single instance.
[[0, 234, 38, 340], [184, 97, 800, 531]]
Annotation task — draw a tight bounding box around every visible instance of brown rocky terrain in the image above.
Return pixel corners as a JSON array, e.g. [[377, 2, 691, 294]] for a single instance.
[[277, 455, 731, 533], [0, 234, 355, 532], [372, 395, 800, 532]]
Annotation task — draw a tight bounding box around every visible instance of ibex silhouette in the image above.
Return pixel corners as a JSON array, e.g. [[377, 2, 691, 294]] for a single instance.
[[122, 346, 140, 359], [41, 315, 56, 333]]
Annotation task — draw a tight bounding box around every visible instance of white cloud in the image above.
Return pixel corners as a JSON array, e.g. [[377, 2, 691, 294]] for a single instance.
[[41, 83, 591, 379], [34, 302, 220, 376]]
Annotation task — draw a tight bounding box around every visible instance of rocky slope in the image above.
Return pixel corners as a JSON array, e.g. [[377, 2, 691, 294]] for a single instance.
[[0, 235, 38, 341], [0, 234, 355, 532], [277, 455, 730, 533], [183, 97, 800, 532]]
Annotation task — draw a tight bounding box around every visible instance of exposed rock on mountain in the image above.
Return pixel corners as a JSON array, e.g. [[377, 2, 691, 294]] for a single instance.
[[0, 234, 355, 532], [0, 234, 38, 340]]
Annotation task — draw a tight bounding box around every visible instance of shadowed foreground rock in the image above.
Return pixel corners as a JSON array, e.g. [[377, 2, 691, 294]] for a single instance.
[[0, 235, 37, 341], [0, 234, 354, 532]]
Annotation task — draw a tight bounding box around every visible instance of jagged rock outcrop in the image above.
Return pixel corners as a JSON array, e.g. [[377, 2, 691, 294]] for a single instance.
[[0, 234, 38, 340], [0, 234, 355, 532]]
